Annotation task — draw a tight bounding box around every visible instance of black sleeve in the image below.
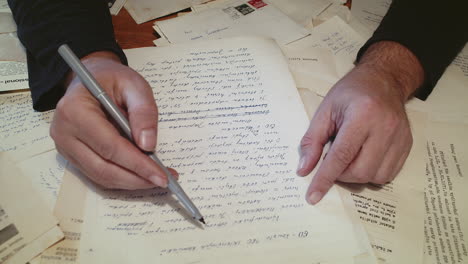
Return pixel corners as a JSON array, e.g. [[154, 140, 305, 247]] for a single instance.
[[8, 0, 128, 111], [356, 0, 468, 100]]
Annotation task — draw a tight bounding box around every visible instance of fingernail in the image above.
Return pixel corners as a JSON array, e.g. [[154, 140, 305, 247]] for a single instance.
[[149, 175, 167, 188], [307, 192, 323, 205], [296, 156, 306, 174], [140, 129, 156, 151]]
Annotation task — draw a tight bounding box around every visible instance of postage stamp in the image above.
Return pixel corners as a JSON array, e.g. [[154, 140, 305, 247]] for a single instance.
[[248, 0, 268, 9], [234, 4, 255, 15]]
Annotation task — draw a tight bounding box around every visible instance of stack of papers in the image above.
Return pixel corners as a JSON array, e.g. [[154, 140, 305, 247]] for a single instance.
[[0, 2, 28, 92], [1, 0, 468, 263]]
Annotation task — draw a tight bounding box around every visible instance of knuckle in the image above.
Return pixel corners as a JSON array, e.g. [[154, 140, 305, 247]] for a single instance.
[[331, 145, 356, 167], [96, 141, 117, 161], [92, 164, 116, 189]]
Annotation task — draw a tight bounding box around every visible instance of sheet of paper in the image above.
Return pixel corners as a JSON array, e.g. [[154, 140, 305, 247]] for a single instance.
[[0, 92, 55, 159], [107, 0, 127, 15], [124, 0, 210, 24], [423, 120, 468, 264], [17, 149, 67, 211], [154, 0, 310, 46], [267, 0, 333, 26], [452, 43, 468, 78], [0, 32, 26, 62], [0, 12, 16, 33], [313, 2, 351, 26], [287, 16, 365, 94], [350, 0, 390, 32], [336, 111, 428, 264], [0, 61, 29, 92], [193, 0, 333, 27], [0, 153, 63, 264], [281, 46, 338, 95], [407, 64, 468, 117], [0, 0, 10, 12], [78, 37, 368, 263], [38, 165, 90, 264]]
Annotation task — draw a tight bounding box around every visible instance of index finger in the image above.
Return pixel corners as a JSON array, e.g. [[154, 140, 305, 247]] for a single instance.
[[306, 119, 368, 204]]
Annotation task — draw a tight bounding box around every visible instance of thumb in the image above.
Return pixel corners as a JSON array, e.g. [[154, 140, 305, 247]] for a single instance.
[[121, 77, 159, 152]]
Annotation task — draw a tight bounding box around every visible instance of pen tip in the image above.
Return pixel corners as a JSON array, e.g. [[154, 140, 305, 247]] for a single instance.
[[199, 218, 206, 225]]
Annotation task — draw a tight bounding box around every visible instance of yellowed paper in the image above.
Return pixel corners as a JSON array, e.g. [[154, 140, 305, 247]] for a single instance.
[[77, 37, 368, 263], [407, 65, 468, 117], [17, 150, 68, 211], [0, 12, 16, 33], [0, 153, 63, 264], [0, 32, 26, 62], [38, 165, 90, 264], [0, 92, 54, 159], [423, 120, 468, 264], [336, 111, 427, 264], [0, 61, 29, 92]]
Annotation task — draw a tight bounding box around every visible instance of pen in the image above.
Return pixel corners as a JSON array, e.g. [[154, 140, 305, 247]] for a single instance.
[[58, 44, 205, 225]]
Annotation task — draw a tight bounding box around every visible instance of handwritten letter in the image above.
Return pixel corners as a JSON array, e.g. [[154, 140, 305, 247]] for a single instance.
[[78, 37, 368, 263]]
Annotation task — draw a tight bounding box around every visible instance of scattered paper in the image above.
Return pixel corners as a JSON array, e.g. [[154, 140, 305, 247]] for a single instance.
[[0, 32, 27, 62], [17, 149, 68, 211], [0, 61, 28, 92], [108, 0, 127, 16], [125, 0, 210, 24], [0, 0, 10, 13], [281, 46, 338, 95], [267, 0, 333, 27], [78, 37, 369, 263], [0, 92, 55, 158], [0, 12, 16, 33], [154, 0, 310, 46], [423, 120, 468, 264], [336, 111, 427, 263], [452, 44, 468, 78], [350, 0, 390, 33], [287, 16, 365, 94], [0, 153, 63, 264]]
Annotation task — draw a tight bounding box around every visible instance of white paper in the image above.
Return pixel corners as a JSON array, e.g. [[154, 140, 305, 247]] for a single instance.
[[268, 0, 333, 26], [0, 61, 28, 92], [108, 0, 127, 16], [154, 0, 310, 46], [125, 0, 210, 24], [0, 12, 16, 33], [0, 32, 27, 62], [287, 16, 365, 93], [350, 0, 390, 32]]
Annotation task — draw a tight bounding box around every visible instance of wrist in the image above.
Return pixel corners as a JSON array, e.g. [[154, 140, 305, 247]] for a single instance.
[[357, 41, 424, 101]]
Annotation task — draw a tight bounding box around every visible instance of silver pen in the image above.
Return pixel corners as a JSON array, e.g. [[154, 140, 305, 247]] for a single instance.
[[58, 44, 205, 225]]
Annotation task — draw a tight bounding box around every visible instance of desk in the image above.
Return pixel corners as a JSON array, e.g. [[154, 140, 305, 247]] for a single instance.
[[112, 8, 186, 49]]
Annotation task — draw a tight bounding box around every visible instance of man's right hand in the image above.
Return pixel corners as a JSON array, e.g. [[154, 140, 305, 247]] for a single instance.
[[51, 51, 178, 190]]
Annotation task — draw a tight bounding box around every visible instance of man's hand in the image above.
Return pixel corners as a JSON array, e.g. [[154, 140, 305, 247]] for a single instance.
[[297, 41, 424, 204], [51, 51, 178, 190]]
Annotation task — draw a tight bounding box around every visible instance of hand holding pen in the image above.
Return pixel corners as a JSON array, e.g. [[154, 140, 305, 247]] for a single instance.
[[55, 45, 204, 223]]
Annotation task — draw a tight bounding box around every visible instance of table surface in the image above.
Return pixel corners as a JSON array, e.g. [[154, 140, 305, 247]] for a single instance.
[[112, 8, 183, 50]]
